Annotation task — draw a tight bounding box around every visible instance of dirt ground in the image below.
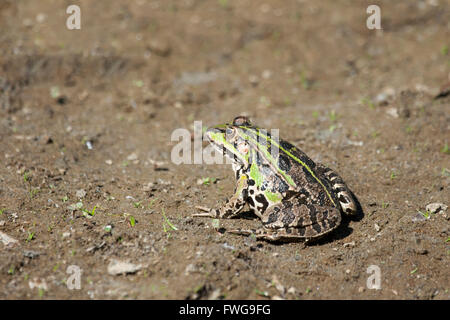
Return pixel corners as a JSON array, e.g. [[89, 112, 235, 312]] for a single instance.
[[0, 0, 449, 300]]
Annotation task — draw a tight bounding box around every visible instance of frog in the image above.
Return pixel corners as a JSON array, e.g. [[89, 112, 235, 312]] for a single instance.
[[194, 116, 357, 241]]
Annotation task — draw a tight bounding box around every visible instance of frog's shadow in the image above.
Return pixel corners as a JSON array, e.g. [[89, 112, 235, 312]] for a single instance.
[[236, 191, 364, 246]]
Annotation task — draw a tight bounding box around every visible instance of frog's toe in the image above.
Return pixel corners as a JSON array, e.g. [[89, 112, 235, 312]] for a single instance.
[[192, 207, 219, 218], [192, 212, 215, 217], [227, 228, 256, 236], [228, 228, 284, 241]]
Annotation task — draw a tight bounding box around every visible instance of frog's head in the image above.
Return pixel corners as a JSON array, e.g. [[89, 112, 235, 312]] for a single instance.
[[205, 116, 254, 167]]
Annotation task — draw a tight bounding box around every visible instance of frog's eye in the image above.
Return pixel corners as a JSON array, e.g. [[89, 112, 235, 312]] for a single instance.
[[225, 128, 234, 136], [233, 116, 251, 126]]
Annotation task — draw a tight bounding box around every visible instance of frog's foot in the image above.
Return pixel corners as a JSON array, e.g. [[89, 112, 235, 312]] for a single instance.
[[193, 206, 219, 218], [228, 227, 311, 242]]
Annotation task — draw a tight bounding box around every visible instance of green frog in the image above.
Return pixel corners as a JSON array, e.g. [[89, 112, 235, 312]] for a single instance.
[[194, 116, 357, 241]]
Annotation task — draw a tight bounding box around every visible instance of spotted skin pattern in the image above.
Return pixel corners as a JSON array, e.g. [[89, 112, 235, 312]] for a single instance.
[[194, 116, 357, 241]]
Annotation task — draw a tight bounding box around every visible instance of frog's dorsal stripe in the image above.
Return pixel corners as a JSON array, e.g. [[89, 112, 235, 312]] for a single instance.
[[239, 126, 336, 207], [236, 130, 296, 188]]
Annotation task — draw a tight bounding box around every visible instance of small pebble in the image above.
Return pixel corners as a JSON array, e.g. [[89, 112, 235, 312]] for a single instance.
[[76, 189, 86, 199], [107, 259, 142, 275], [425, 203, 447, 215]]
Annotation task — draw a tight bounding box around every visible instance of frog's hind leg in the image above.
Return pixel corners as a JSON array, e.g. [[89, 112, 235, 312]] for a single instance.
[[319, 165, 357, 215], [229, 202, 342, 241]]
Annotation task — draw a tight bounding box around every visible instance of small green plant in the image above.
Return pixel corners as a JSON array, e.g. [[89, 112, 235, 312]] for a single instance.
[[418, 210, 431, 219], [328, 110, 338, 122], [29, 188, 39, 198], [254, 288, 269, 297], [442, 168, 450, 177], [211, 219, 220, 229], [381, 201, 389, 209], [202, 177, 217, 185], [23, 171, 30, 182], [312, 111, 319, 119], [361, 97, 375, 110], [161, 208, 178, 231], [445, 237, 450, 243], [38, 288, 45, 298], [410, 267, 418, 275], [129, 216, 136, 227], [441, 142, 450, 155], [0, 208, 4, 215], [62, 195, 69, 203], [8, 266, 14, 275], [133, 80, 144, 88], [441, 44, 449, 56], [81, 205, 97, 217], [328, 124, 337, 132], [218, 0, 228, 8], [305, 287, 312, 294], [405, 125, 413, 134], [390, 171, 397, 180], [50, 86, 60, 99], [371, 131, 379, 138], [133, 201, 142, 209], [148, 198, 158, 208], [26, 231, 35, 242]]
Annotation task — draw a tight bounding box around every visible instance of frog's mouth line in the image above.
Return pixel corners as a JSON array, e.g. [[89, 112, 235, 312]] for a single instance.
[[205, 127, 248, 166]]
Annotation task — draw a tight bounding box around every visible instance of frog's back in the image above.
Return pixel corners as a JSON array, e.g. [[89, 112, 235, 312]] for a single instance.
[[276, 138, 339, 208]]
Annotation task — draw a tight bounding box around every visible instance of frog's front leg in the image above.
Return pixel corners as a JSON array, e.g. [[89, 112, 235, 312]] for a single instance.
[[194, 174, 248, 219]]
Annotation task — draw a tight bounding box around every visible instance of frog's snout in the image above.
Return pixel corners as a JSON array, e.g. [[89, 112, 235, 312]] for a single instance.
[[204, 126, 224, 143]]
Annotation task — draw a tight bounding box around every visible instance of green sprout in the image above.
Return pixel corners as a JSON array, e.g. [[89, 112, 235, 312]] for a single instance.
[[81, 205, 97, 217], [202, 177, 217, 185], [390, 171, 397, 180], [441, 143, 450, 155], [254, 289, 269, 297], [328, 110, 338, 122], [418, 210, 431, 219], [8, 266, 14, 275], [23, 171, 30, 182], [442, 168, 450, 177], [148, 198, 158, 208], [133, 201, 142, 209], [129, 216, 136, 227], [312, 111, 320, 119], [26, 231, 35, 242], [218, 0, 228, 8], [410, 267, 418, 275], [133, 80, 144, 88], [161, 208, 178, 231]]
